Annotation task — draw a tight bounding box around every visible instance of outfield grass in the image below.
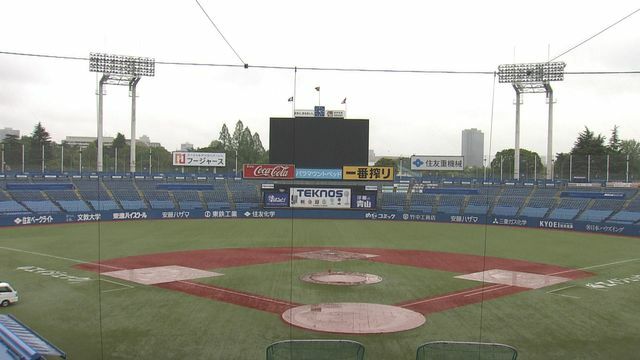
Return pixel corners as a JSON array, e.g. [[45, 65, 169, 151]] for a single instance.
[[0, 219, 639, 359]]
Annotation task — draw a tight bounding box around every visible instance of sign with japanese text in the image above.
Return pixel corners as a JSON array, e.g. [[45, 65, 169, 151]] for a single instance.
[[352, 193, 377, 209], [342, 166, 394, 181], [243, 164, 295, 179], [411, 156, 464, 171], [290, 187, 351, 209], [173, 152, 225, 167], [295, 168, 343, 180], [264, 192, 290, 208]]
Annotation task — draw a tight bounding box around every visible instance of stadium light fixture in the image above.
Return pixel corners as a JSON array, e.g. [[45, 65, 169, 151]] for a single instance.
[[497, 62, 565, 181], [89, 53, 155, 173]]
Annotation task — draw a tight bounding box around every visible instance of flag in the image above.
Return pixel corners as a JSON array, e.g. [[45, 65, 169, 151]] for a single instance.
[[287, 96, 293, 102], [341, 97, 347, 104], [315, 86, 320, 91]]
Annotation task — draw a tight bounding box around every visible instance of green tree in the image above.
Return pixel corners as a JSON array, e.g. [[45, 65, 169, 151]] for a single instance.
[[490, 148, 543, 179], [608, 125, 622, 154], [218, 124, 232, 151], [570, 127, 608, 180], [2, 134, 22, 171], [231, 120, 244, 151], [112, 132, 126, 150], [375, 158, 398, 167], [28, 122, 52, 171]]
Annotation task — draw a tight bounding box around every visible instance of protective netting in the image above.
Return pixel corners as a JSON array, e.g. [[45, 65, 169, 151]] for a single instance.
[[266, 340, 365, 360], [416, 341, 518, 360]]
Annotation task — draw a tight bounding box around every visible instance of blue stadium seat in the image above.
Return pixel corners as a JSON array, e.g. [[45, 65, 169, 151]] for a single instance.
[[57, 200, 91, 212], [578, 210, 613, 222], [607, 210, 640, 224], [548, 208, 580, 220], [23, 201, 61, 213]]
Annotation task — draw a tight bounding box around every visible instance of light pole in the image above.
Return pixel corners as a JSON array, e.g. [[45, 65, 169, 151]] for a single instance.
[[235, 149, 238, 177], [1, 144, 4, 174], [498, 62, 565, 180], [89, 53, 155, 172]]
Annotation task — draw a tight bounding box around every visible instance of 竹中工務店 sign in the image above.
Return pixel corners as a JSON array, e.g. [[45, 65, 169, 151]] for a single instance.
[[342, 166, 394, 181], [411, 156, 464, 171], [173, 152, 225, 167]]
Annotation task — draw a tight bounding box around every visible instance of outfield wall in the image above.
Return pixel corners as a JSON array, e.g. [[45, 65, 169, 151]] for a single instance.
[[0, 209, 638, 236]]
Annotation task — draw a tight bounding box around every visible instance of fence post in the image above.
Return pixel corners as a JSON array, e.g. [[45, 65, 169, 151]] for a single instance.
[[587, 154, 591, 182]]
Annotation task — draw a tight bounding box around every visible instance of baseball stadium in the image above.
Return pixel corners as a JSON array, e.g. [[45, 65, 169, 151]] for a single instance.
[[2, 3, 640, 359]]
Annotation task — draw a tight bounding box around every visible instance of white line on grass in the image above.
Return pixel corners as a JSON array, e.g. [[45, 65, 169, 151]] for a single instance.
[[0, 245, 134, 290], [546, 285, 576, 294], [177, 280, 294, 306], [463, 285, 512, 297], [401, 284, 505, 307], [549, 257, 640, 276], [0, 245, 121, 270]]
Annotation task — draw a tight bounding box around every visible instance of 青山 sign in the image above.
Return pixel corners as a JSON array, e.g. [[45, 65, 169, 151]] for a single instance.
[[411, 156, 464, 171], [173, 152, 225, 167], [343, 166, 394, 181], [243, 164, 295, 179]]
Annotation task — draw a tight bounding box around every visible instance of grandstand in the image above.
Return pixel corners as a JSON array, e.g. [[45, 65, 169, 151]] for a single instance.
[[0, 174, 638, 225]]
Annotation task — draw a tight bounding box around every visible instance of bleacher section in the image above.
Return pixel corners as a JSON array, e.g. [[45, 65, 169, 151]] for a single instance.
[[409, 194, 436, 213], [437, 195, 464, 214], [1, 175, 638, 227], [381, 192, 406, 211]]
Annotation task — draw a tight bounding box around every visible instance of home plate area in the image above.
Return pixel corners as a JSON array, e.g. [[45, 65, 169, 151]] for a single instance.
[[102, 265, 223, 285], [455, 269, 570, 289]]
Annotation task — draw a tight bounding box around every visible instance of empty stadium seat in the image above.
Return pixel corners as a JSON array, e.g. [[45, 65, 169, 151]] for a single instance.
[[57, 200, 91, 212], [578, 210, 613, 222], [22, 201, 61, 213], [607, 211, 640, 224]]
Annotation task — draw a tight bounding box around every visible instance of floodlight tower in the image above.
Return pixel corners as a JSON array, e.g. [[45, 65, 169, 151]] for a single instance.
[[89, 53, 155, 173], [497, 62, 565, 180]]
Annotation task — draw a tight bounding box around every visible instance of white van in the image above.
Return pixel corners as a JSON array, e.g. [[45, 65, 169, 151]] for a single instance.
[[0, 282, 18, 307]]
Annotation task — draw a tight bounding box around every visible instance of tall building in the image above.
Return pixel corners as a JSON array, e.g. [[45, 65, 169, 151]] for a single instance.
[[0, 127, 20, 140], [461, 128, 484, 168]]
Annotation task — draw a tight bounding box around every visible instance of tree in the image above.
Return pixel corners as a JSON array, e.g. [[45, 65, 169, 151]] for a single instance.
[[572, 126, 607, 156], [231, 120, 244, 151], [218, 124, 232, 151], [2, 134, 22, 171], [490, 148, 543, 179], [28, 122, 52, 170], [375, 158, 398, 167], [608, 125, 622, 154], [112, 132, 126, 150]]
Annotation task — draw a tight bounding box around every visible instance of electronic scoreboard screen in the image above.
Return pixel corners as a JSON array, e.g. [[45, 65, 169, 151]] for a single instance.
[[269, 117, 369, 168]]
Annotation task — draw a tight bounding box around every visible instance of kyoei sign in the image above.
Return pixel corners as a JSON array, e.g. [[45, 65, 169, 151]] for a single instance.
[[243, 164, 295, 179]]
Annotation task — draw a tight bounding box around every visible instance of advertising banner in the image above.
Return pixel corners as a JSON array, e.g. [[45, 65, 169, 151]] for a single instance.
[[352, 193, 377, 209], [295, 168, 343, 180], [243, 164, 295, 179], [264, 192, 290, 208], [290, 187, 351, 209], [411, 156, 464, 171], [173, 152, 225, 167], [342, 166, 394, 181]]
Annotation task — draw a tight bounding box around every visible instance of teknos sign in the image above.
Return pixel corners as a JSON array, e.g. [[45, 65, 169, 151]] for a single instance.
[[243, 164, 295, 179]]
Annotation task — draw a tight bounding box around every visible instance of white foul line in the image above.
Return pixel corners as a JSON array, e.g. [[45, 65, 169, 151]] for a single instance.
[[464, 285, 512, 297], [176, 280, 294, 306], [401, 284, 505, 307], [0, 245, 134, 290], [549, 258, 640, 276], [546, 285, 576, 294]]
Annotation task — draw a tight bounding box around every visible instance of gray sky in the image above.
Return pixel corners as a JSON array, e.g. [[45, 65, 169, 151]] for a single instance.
[[1, 0, 639, 160]]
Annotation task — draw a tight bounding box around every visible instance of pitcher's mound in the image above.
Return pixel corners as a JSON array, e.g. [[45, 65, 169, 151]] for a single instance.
[[282, 303, 425, 334], [300, 271, 382, 285]]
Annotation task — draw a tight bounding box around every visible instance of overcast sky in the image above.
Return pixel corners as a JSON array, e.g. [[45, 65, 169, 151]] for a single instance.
[[1, 0, 639, 160]]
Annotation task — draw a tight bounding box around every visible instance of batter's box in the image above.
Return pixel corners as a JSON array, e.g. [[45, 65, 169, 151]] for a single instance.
[[455, 269, 570, 289], [294, 249, 378, 262], [103, 265, 223, 285]]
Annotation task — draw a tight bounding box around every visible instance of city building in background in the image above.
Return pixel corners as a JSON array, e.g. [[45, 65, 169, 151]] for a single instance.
[[461, 128, 484, 168], [0, 127, 20, 140], [181, 142, 194, 151], [63, 135, 161, 149]]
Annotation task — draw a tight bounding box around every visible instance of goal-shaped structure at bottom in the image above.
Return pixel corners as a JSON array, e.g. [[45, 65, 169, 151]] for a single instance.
[[266, 339, 365, 360], [416, 341, 518, 360]]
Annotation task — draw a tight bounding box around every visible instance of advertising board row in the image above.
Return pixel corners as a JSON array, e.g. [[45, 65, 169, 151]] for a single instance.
[[263, 187, 377, 210], [243, 164, 394, 181], [411, 156, 464, 171], [2, 210, 638, 236]]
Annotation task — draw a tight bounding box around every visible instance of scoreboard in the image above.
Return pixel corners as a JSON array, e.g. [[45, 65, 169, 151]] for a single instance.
[[269, 117, 369, 168]]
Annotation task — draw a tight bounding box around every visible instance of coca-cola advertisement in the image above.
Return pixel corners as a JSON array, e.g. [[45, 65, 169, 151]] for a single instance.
[[243, 164, 295, 179]]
